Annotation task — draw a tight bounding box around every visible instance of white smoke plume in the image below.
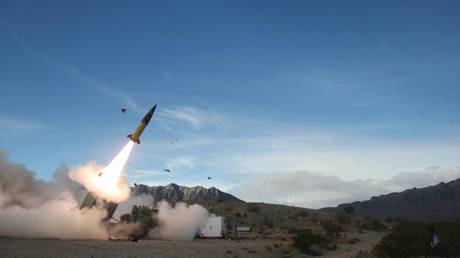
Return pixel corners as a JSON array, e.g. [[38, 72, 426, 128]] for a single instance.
[[113, 196, 211, 241], [68, 161, 130, 203], [0, 149, 211, 241], [150, 200, 209, 240], [0, 151, 109, 239], [68, 142, 134, 203], [0, 192, 108, 239]]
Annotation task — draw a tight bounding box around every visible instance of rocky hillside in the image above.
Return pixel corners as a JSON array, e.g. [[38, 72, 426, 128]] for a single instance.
[[323, 178, 460, 222], [131, 183, 243, 203]]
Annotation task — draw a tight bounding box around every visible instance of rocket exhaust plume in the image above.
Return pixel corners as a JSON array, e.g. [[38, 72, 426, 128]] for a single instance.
[[72, 105, 157, 203], [0, 144, 137, 239], [69, 141, 134, 203], [0, 152, 109, 239], [0, 106, 160, 239]]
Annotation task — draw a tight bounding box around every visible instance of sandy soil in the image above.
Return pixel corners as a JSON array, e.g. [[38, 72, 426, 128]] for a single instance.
[[0, 231, 385, 258]]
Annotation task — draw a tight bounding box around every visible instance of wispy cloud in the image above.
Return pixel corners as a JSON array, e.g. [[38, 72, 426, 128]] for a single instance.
[[162, 71, 172, 81], [165, 157, 195, 170], [129, 169, 165, 179], [135, 116, 460, 193], [70, 69, 143, 114], [0, 117, 41, 132], [0, 22, 143, 114], [233, 139, 460, 179], [1, 21, 62, 69], [158, 106, 223, 130]]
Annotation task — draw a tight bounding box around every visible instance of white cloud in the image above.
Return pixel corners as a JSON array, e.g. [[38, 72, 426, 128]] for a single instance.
[[233, 138, 460, 180], [134, 119, 460, 194], [158, 106, 223, 130], [129, 169, 165, 179], [228, 167, 460, 209], [165, 157, 195, 170], [70, 69, 143, 114]]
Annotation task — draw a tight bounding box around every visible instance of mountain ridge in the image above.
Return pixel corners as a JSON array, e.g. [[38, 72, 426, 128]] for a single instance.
[[131, 183, 244, 203], [322, 178, 460, 222]]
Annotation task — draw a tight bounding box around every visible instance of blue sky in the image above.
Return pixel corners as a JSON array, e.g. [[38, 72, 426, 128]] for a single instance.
[[1, 1, 459, 207]]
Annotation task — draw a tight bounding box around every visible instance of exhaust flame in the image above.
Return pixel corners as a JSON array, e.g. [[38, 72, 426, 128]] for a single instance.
[[95, 141, 134, 198], [69, 141, 134, 203]]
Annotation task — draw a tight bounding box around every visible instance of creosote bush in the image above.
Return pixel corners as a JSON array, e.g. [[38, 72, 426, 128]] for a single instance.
[[293, 229, 337, 255]]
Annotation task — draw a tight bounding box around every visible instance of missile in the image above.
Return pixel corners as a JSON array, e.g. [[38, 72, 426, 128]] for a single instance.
[[127, 105, 156, 144]]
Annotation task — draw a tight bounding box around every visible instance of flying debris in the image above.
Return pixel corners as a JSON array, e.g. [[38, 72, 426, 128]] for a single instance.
[[164, 169, 171, 173], [127, 105, 157, 144], [121, 108, 127, 113]]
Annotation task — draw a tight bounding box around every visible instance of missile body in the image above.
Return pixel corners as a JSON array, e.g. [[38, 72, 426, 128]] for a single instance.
[[127, 105, 156, 144]]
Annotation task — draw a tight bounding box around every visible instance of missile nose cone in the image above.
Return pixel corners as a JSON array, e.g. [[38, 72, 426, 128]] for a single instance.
[[141, 105, 157, 124]]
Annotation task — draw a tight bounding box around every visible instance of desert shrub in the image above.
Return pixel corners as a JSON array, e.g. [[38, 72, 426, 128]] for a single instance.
[[247, 204, 260, 213], [288, 227, 301, 234], [373, 221, 460, 257], [349, 237, 360, 244], [297, 210, 309, 218], [120, 213, 132, 222], [322, 221, 342, 237], [130, 205, 158, 228], [265, 245, 272, 252], [354, 250, 370, 258], [321, 240, 337, 251], [336, 212, 352, 225], [247, 249, 257, 254], [358, 218, 386, 232], [281, 248, 291, 255], [258, 227, 265, 234], [310, 214, 319, 224], [293, 229, 326, 255], [263, 215, 274, 229], [344, 206, 355, 215]]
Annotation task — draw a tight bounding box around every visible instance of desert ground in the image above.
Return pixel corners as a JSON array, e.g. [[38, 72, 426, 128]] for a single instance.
[[0, 231, 385, 258]]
